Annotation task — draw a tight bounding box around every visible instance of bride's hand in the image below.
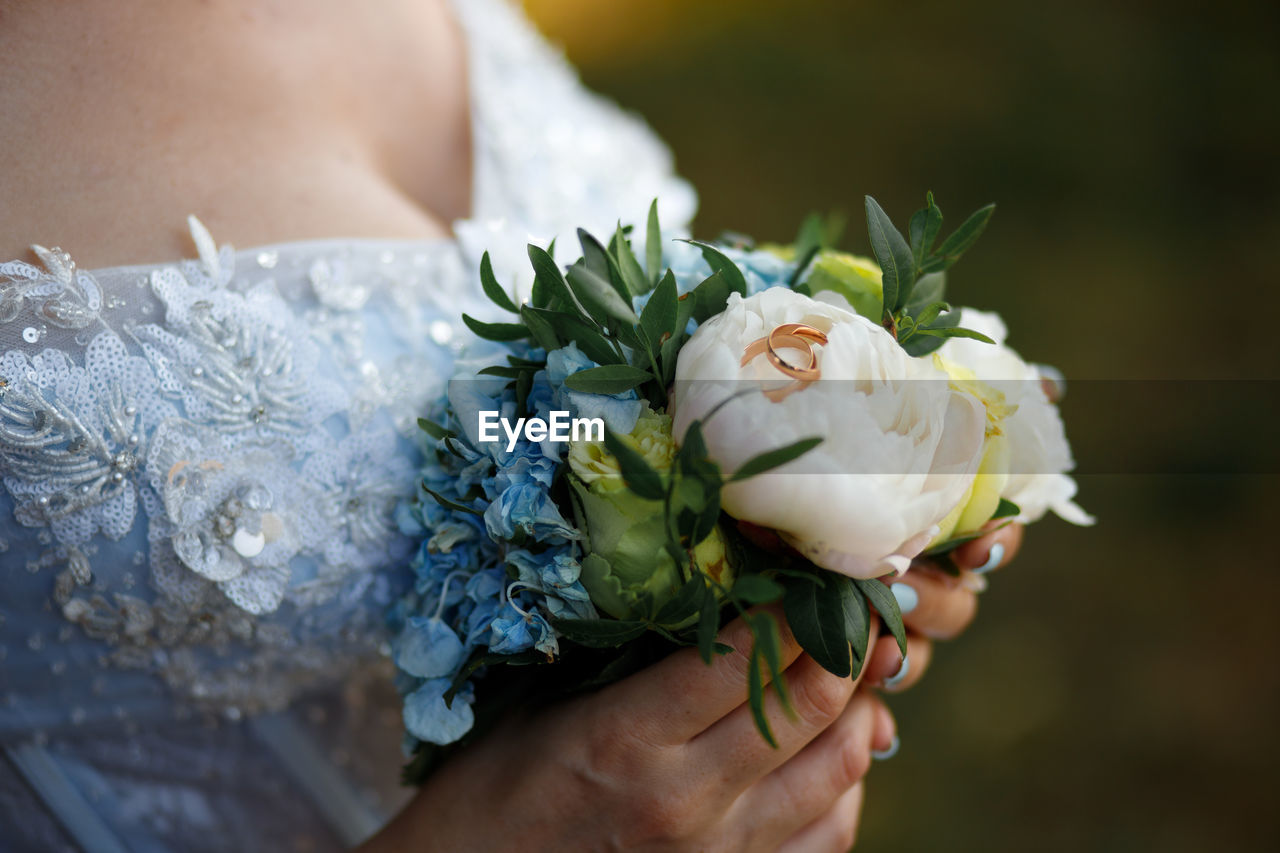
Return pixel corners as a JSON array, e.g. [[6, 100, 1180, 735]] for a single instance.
[[866, 523, 1025, 692], [365, 607, 893, 852]]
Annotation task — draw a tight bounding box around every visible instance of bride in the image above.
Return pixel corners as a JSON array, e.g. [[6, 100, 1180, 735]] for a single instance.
[[0, 1, 1022, 849]]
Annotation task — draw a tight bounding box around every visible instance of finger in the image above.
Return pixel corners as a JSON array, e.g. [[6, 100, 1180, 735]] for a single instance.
[[864, 633, 933, 693], [951, 521, 1024, 574], [776, 783, 865, 853], [870, 693, 896, 754], [731, 694, 876, 848], [688, 621, 879, 791], [604, 604, 803, 746], [888, 568, 977, 640]]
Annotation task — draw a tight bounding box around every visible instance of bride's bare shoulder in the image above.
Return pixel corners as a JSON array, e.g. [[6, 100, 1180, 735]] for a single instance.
[[0, 0, 471, 267]]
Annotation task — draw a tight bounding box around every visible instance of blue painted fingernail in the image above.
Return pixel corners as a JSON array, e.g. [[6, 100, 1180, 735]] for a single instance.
[[883, 656, 910, 690], [871, 735, 900, 761], [891, 583, 919, 614], [975, 542, 1004, 574]]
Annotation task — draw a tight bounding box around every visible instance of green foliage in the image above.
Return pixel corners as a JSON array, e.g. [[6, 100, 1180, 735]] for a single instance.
[[479, 251, 520, 314], [678, 239, 748, 298], [784, 573, 859, 678], [854, 577, 908, 658], [729, 436, 823, 482], [861, 192, 998, 354], [563, 364, 653, 395]]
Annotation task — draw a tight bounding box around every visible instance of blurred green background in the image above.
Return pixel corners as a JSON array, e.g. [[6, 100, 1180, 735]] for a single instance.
[[527, 0, 1279, 849]]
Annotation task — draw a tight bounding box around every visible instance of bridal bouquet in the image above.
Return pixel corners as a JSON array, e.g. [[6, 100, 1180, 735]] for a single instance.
[[390, 194, 1091, 782]]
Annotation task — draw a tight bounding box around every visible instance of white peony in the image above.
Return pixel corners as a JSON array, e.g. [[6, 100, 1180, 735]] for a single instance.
[[937, 309, 1093, 526], [670, 288, 988, 578]]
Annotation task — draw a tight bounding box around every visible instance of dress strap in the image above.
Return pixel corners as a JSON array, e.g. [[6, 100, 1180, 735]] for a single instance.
[[3, 740, 130, 853]]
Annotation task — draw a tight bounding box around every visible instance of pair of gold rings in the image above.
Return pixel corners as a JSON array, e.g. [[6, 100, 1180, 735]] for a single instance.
[[741, 322, 828, 399]]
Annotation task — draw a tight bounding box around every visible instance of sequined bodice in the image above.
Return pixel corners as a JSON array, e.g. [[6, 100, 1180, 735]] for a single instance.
[[0, 1, 695, 848]]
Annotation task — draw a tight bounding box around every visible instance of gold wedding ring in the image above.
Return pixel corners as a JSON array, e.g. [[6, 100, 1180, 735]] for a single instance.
[[741, 322, 829, 400]]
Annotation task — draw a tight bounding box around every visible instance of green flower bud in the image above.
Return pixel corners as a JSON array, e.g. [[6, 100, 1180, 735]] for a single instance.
[[568, 408, 732, 622], [803, 251, 884, 321]]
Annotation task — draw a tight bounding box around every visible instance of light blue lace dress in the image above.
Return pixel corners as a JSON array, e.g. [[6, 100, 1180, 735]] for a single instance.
[[0, 2, 696, 849]]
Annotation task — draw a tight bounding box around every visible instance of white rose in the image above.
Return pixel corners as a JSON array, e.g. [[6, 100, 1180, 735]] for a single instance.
[[670, 288, 988, 578], [938, 308, 1093, 526]]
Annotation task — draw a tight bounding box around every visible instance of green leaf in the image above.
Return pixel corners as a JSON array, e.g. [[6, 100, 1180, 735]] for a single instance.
[[527, 244, 586, 316], [908, 192, 944, 269], [603, 429, 666, 500], [729, 437, 823, 482], [687, 497, 722, 548], [578, 229, 633, 305], [688, 271, 731, 324], [679, 239, 748, 297], [992, 498, 1021, 520], [416, 417, 456, 442], [654, 575, 706, 626], [912, 301, 950, 328], [551, 618, 649, 647], [614, 223, 650, 298], [673, 475, 708, 514], [676, 421, 711, 475], [864, 195, 916, 315], [517, 305, 560, 353], [522, 307, 619, 365], [567, 263, 640, 326], [904, 271, 947, 314], [753, 611, 791, 714], [788, 244, 821, 291], [853, 578, 907, 658], [900, 309, 960, 357], [461, 314, 528, 342], [914, 326, 996, 344], [646, 200, 663, 286], [784, 575, 853, 678], [478, 365, 533, 380], [921, 192, 944, 255], [515, 369, 533, 417], [563, 364, 653, 395], [421, 484, 484, 517], [479, 251, 519, 314], [921, 203, 995, 273], [696, 584, 720, 664], [660, 294, 694, 386], [747, 644, 777, 748], [640, 269, 678, 345], [732, 575, 785, 604], [841, 579, 871, 667]]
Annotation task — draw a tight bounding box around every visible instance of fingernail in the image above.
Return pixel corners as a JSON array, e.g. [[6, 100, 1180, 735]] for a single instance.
[[975, 542, 1004, 575], [883, 656, 910, 690], [891, 583, 919, 614], [871, 735, 900, 761]]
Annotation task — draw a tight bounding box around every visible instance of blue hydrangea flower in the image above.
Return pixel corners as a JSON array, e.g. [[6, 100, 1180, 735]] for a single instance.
[[403, 679, 475, 745], [483, 481, 579, 544], [506, 548, 597, 619], [546, 343, 644, 434], [394, 617, 466, 679], [489, 600, 558, 656]]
